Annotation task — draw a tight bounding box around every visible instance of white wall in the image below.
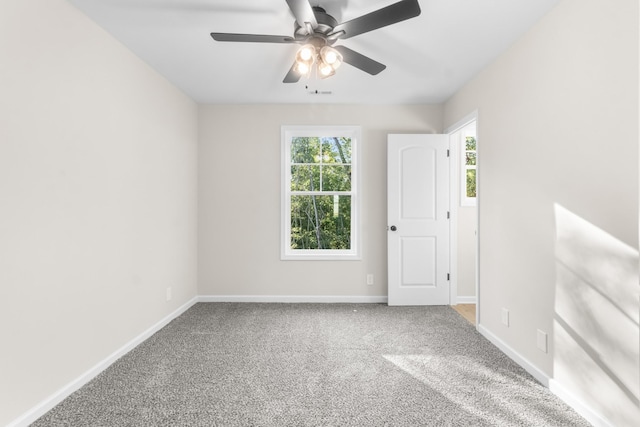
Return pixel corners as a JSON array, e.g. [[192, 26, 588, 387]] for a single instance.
[[198, 104, 442, 298], [0, 1, 198, 425], [443, 0, 639, 425]]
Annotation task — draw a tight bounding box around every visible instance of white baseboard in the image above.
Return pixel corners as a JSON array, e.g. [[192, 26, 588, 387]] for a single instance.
[[479, 325, 614, 425], [549, 379, 612, 427], [477, 324, 549, 386], [198, 295, 388, 304], [7, 297, 199, 427], [456, 296, 477, 304]]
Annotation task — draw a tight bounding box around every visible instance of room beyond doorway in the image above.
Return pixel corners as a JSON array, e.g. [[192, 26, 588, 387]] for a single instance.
[[447, 113, 479, 324], [453, 303, 476, 325]]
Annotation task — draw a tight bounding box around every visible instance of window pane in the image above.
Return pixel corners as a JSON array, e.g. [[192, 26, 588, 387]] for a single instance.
[[291, 137, 320, 163], [466, 169, 476, 198], [322, 165, 351, 191], [466, 152, 476, 166], [321, 137, 351, 164], [290, 195, 351, 250], [465, 136, 476, 151], [291, 165, 320, 191]]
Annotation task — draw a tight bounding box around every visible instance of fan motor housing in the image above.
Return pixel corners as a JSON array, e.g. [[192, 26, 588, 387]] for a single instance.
[[293, 6, 338, 44]]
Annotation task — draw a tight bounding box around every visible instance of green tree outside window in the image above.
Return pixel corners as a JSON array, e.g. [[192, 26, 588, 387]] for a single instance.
[[464, 136, 477, 199]]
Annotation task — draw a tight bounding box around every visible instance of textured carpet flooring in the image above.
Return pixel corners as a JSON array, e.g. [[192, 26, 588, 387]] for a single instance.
[[32, 303, 590, 426]]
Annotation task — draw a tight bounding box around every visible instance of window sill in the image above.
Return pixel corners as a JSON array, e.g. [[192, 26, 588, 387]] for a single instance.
[[281, 252, 361, 261]]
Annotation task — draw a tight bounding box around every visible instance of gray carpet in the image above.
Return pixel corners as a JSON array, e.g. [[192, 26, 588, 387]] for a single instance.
[[32, 303, 590, 426]]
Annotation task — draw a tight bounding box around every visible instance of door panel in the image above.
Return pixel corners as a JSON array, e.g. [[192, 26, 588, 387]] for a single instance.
[[402, 237, 436, 285], [401, 146, 436, 219], [388, 134, 449, 306]]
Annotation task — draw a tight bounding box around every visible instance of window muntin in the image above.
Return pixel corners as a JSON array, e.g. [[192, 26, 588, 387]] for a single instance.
[[282, 126, 360, 260]]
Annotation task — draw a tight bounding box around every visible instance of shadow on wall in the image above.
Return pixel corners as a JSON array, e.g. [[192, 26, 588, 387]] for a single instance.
[[553, 204, 640, 426]]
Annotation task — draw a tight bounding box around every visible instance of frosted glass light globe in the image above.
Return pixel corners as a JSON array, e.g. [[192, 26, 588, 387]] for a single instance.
[[299, 47, 314, 61], [297, 62, 310, 74], [319, 63, 333, 76], [324, 50, 337, 64]]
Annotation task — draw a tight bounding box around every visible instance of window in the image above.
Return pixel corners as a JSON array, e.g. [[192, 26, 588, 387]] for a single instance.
[[281, 126, 360, 260], [461, 123, 477, 206]]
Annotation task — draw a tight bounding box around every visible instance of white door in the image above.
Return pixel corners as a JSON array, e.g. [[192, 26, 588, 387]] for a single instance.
[[387, 134, 450, 306]]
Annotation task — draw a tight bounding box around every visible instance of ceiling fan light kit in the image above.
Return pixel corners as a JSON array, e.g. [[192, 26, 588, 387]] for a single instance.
[[210, 0, 421, 83], [294, 44, 343, 79]]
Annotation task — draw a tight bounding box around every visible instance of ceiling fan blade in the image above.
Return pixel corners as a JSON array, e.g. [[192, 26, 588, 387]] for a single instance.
[[333, 46, 386, 75], [285, 0, 318, 30], [211, 33, 296, 43], [283, 62, 302, 83], [332, 0, 421, 40]]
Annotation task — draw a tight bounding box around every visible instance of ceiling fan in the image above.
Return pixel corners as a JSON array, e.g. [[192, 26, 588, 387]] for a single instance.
[[210, 0, 421, 83]]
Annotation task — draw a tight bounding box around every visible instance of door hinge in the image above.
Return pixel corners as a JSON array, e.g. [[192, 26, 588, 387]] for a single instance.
[[447, 273, 450, 281], [447, 211, 450, 219], [447, 149, 450, 157]]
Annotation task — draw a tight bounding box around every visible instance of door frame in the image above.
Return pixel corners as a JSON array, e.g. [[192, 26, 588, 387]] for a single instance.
[[445, 110, 479, 326]]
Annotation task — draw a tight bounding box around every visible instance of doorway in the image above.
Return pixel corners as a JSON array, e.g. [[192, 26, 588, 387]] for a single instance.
[[446, 113, 479, 326]]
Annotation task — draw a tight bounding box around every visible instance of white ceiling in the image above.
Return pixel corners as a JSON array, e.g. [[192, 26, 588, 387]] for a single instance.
[[67, 0, 560, 104]]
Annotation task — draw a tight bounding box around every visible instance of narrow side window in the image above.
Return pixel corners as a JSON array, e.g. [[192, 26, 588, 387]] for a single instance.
[[461, 123, 477, 206]]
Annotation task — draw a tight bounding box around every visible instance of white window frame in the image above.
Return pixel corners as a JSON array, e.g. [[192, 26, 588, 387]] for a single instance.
[[460, 122, 477, 207], [281, 125, 361, 260]]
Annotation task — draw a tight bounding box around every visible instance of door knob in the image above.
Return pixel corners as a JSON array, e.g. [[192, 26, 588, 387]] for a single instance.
[[390, 225, 397, 231]]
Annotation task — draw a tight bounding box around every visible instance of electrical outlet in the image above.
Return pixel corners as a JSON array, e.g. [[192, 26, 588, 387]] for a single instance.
[[166, 287, 172, 302], [537, 329, 548, 353], [501, 308, 509, 327], [366, 274, 374, 285]]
